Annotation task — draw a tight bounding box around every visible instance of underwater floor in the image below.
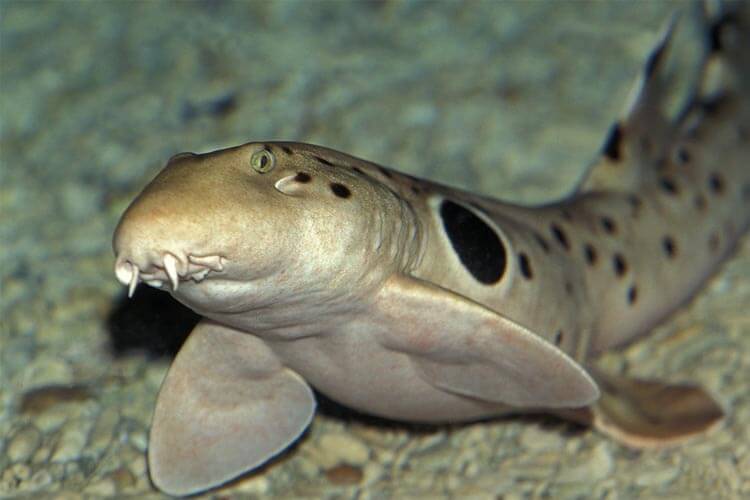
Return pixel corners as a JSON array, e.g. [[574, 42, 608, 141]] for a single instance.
[[1, 1, 748, 498]]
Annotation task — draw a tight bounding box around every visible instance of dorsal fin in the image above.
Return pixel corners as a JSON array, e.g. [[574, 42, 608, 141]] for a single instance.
[[578, 14, 681, 193], [577, 3, 746, 194]]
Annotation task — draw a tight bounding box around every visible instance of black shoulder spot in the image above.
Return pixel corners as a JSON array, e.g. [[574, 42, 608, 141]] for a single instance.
[[602, 122, 624, 161], [439, 200, 506, 285]]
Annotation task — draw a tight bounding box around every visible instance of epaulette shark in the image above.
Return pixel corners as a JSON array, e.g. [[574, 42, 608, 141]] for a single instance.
[[113, 3, 750, 496]]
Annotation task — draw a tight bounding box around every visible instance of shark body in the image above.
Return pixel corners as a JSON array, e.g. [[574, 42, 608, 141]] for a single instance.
[[113, 3, 749, 496]]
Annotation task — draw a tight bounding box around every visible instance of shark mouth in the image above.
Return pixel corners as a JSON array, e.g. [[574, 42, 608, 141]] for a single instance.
[[114, 253, 226, 297]]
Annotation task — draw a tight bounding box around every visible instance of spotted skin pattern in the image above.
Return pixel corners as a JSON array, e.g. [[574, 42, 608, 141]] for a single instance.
[[112, 3, 749, 497]]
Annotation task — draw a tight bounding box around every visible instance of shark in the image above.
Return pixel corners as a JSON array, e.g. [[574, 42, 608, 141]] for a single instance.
[[113, 2, 750, 496]]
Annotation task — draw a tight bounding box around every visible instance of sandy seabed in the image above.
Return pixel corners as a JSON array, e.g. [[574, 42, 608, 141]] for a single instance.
[[1, 1, 748, 499]]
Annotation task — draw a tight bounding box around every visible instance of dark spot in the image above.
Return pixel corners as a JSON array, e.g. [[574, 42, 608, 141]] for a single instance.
[[378, 166, 393, 179], [644, 37, 667, 78], [565, 281, 574, 294], [326, 464, 363, 486], [628, 194, 642, 209], [708, 11, 738, 53], [330, 183, 351, 198], [709, 232, 720, 252], [699, 94, 728, 116], [584, 243, 597, 266], [662, 236, 677, 258], [20, 384, 94, 415], [674, 146, 690, 165], [280, 145, 294, 155], [534, 233, 551, 253], [313, 155, 333, 167], [659, 176, 679, 195], [550, 224, 570, 251], [205, 93, 237, 117], [518, 253, 533, 280], [694, 193, 707, 211], [411, 185, 421, 195], [627, 285, 638, 305], [600, 216, 617, 234], [180, 93, 238, 121], [561, 209, 573, 221], [602, 123, 624, 161], [553, 330, 563, 346], [612, 253, 627, 277], [708, 173, 724, 195], [294, 172, 311, 183], [352, 166, 364, 175], [709, 19, 724, 52], [440, 200, 506, 285], [196, 94, 237, 117]]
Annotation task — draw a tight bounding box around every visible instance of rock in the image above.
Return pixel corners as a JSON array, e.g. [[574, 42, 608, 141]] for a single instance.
[[51, 418, 91, 462], [234, 474, 270, 495], [110, 466, 136, 491], [88, 408, 119, 455], [7, 425, 42, 463], [27, 469, 53, 492], [326, 464, 364, 485], [314, 433, 370, 468], [557, 442, 613, 484], [84, 478, 116, 496], [635, 466, 680, 487], [519, 424, 564, 451]]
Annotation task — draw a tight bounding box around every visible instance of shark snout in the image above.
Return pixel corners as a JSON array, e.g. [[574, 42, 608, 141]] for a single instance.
[[112, 180, 231, 297], [113, 207, 226, 297]]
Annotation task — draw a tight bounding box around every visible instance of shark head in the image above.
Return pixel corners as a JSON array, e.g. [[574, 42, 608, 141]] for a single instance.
[[113, 142, 417, 326]]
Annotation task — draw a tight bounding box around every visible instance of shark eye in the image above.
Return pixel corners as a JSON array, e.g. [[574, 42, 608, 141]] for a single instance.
[[250, 149, 275, 173]]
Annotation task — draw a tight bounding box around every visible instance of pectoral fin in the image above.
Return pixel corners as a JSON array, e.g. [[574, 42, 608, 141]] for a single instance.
[[560, 367, 724, 448], [374, 275, 599, 408], [148, 320, 315, 496]]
